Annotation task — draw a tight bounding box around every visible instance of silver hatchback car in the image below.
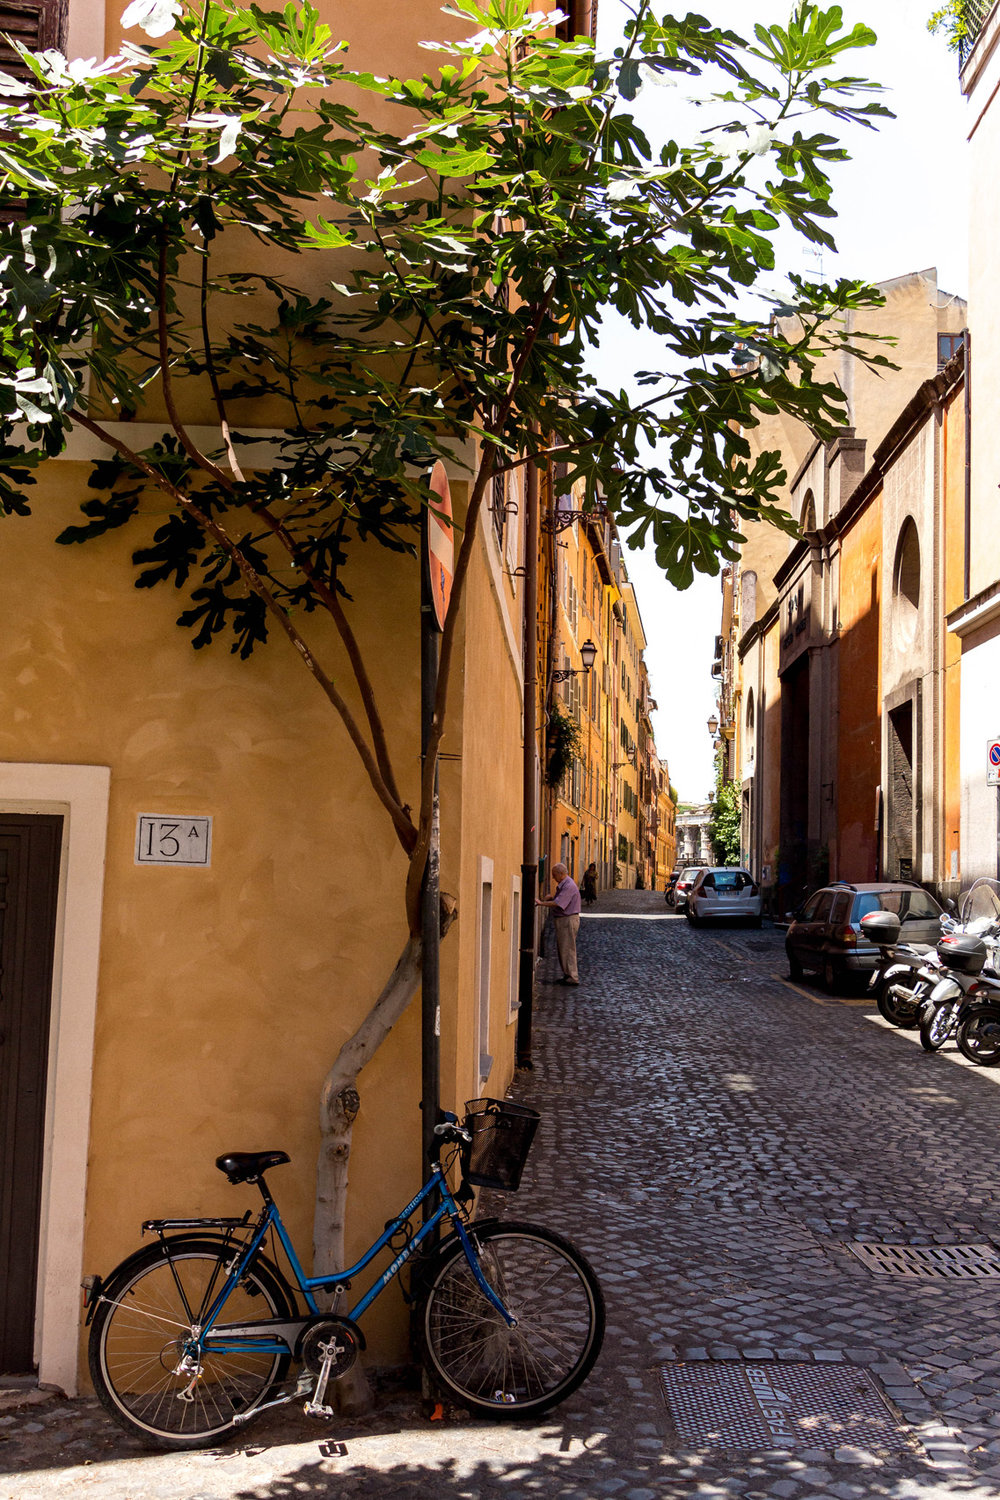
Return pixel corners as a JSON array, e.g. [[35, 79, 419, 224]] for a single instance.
[[687, 867, 762, 927]]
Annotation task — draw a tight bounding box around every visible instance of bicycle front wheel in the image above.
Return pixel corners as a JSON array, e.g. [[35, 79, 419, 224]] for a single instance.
[[421, 1221, 604, 1418], [89, 1236, 295, 1449]]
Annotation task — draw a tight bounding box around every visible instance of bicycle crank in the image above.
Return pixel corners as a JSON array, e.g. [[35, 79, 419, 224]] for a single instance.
[[298, 1317, 362, 1417]]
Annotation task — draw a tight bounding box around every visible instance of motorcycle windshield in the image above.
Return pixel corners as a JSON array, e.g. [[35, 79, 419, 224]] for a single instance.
[[960, 878, 1000, 930]]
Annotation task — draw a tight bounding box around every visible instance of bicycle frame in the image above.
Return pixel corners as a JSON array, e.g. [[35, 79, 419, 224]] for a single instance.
[[198, 1161, 515, 1357]]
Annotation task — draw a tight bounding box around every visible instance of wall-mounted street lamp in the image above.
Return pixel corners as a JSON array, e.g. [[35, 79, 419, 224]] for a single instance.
[[552, 639, 598, 682], [707, 713, 719, 736]]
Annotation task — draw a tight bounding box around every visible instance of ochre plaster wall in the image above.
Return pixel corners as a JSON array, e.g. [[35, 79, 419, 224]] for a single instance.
[[449, 518, 523, 1113], [8, 0, 538, 1386], [1, 446, 523, 1378]]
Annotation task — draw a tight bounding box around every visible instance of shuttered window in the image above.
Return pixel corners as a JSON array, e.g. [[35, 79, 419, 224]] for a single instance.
[[0, 0, 66, 77]]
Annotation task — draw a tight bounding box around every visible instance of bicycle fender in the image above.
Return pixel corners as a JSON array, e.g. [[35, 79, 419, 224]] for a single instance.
[[93, 1235, 290, 1305]]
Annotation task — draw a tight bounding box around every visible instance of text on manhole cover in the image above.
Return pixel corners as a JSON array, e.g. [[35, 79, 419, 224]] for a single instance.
[[656, 1362, 914, 1456]]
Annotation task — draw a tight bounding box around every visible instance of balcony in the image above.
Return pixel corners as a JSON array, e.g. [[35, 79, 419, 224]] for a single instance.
[[961, 0, 997, 65]]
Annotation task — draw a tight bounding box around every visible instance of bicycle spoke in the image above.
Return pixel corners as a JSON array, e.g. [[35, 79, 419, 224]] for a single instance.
[[423, 1226, 602, 1415], [93, 1246, 291, 1445]]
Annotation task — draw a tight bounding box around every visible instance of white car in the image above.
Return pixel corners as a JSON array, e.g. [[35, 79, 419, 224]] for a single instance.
[[687, 867, 762, 927]]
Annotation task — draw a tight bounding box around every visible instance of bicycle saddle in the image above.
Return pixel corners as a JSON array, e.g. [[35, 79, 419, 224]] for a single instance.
[[215, 1150, 290, 1184]]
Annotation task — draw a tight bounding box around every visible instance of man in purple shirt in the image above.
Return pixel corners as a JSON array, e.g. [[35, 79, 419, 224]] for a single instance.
[[537, 863, 581, 985]]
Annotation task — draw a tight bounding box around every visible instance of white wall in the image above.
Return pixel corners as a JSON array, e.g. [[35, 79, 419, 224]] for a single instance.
[[958, 628, 1000, 884]]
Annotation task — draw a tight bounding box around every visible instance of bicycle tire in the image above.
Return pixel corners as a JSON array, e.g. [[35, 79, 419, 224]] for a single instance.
[[89, 1235, 295, 1449], [420, 1220, 604, 1418]]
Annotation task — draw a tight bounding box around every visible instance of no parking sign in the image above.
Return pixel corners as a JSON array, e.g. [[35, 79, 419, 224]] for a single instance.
[[989, 737, 1000, 787]]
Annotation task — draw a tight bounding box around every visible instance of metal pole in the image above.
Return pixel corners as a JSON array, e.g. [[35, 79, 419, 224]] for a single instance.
[[420, 517, 441, 1197], [517, 455, 540, 1069]]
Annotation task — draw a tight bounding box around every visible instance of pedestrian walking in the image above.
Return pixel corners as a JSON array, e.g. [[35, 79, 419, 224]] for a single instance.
[[582, 862, 598, 906], [537, 862, 581, 985]]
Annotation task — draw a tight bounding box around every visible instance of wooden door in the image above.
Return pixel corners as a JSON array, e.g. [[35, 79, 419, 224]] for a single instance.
[[0, 815, 62, 1375]]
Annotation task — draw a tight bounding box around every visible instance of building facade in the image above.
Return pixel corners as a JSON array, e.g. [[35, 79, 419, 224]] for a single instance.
[[0, 0, 608, 1392], [955, 7, 1000, 885], [721, 270, 967, 914]]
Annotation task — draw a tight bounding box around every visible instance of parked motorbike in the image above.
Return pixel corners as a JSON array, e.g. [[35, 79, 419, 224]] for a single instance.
[[863, 910, 944, 1030], [920, 879, 1000, 1057], [957, 995, 1000, 1065]]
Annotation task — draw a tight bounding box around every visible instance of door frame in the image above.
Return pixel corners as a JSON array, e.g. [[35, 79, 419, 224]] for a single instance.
[[0, 764, 109, 1394]]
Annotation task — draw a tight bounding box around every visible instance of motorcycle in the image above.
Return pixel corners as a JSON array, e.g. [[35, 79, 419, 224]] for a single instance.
[[863, 909, 949, 1030], [919, 880, 1000, 1056]]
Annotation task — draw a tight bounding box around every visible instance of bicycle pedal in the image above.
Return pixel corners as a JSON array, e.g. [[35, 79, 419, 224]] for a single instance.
[[303, 1401, 336, 1419]]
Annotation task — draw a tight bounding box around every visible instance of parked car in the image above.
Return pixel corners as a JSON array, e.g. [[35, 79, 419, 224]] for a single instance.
[[687, 867, 762, 927], [671, 866, 705, 913], [785, 881, 946, 991]]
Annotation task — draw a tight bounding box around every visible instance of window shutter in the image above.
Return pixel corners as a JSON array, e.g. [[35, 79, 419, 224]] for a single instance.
[[0, 0, 66, 77]]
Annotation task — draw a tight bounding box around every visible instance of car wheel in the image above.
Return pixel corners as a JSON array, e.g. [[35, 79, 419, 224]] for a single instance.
[[823, 956, 841, 994], [787, 948, 804, 982]]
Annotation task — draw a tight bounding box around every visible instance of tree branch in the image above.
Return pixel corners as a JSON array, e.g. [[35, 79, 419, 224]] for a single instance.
[[199, 248, 246, 482], [244, 496, 406, 811], [72, 410, 418, 855], [156, 235, 239, 494]]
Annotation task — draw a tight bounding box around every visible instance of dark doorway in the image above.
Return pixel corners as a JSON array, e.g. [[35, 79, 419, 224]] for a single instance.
[[0, 814, 63, 1376], [887, 703, 915, 881], [779, 655, 811, 907]]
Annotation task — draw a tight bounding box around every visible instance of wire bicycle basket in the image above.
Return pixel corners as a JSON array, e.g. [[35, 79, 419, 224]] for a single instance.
[[461, 1098, 540, 1191]]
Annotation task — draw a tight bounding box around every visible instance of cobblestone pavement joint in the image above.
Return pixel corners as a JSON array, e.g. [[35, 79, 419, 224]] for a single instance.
[[7, 889, 1000, 1497]]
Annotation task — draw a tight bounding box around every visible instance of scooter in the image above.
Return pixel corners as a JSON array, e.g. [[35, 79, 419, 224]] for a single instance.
[[863, 909, 947, 1030], [918, 879, 1000, 1055]]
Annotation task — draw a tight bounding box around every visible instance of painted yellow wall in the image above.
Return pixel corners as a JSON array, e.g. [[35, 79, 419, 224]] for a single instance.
[[0, 0, 542, 1387], [4, 449, 525, 1382]]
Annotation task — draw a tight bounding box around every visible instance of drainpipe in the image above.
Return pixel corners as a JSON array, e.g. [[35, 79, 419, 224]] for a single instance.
[[516, 455, 540, 1069], [419, 516, 441, 1207], [964, 329, 972, 603]]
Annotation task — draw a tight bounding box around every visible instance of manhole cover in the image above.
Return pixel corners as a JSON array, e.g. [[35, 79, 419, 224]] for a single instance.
[[656, 1362, 914, 1456], [845, 1242, 1000, 1277]]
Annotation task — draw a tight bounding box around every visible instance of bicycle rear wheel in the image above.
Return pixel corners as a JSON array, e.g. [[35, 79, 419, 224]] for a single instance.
[[89, 1236, 294, 1449], [421, 1221, 604, 1418]]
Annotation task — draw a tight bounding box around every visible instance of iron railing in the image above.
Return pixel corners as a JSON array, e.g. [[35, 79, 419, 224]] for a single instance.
[[960, 0, 996, 66]]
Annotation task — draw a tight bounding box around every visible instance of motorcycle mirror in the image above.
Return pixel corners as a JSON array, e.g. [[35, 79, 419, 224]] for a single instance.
[[945, 898, 957, 914]]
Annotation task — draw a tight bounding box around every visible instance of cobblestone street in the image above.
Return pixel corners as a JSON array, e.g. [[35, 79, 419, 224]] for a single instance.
[[9, 892, 1000, 1497]]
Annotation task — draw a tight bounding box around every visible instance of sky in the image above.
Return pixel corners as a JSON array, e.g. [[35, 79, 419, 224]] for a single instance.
[[593, 0, 970, 803]]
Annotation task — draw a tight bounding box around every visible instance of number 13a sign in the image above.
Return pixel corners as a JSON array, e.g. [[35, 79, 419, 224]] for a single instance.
[[135, 815, 213, 867]]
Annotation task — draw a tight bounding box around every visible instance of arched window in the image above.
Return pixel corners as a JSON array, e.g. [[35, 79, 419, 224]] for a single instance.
[[744, 690, 755, 772], [892, 518, 920, 649], [800, 490, 817, 534]]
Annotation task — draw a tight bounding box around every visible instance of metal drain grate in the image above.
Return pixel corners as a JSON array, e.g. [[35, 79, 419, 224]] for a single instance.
[[656, 1362, 914, 1457], [845, 1242, 1000, 1277]]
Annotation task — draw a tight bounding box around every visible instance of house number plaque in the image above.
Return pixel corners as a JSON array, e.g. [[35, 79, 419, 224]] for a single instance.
[[135, 815, 213, 867]]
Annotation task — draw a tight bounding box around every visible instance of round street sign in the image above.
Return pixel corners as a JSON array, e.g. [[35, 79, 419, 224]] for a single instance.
[[989, 737, 1000, 786], [426, 461, 454, 633]]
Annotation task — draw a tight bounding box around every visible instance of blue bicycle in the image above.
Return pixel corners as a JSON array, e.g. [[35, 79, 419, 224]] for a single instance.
[[84, 1099, 605, 1449]]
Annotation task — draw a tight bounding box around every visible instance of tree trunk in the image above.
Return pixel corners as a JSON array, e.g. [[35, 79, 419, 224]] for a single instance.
[[313, 935, 423, 1413]]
